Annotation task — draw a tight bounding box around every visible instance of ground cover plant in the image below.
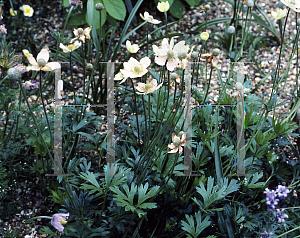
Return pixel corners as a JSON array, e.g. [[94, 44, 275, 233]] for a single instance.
[[1, 0, 300, 237]]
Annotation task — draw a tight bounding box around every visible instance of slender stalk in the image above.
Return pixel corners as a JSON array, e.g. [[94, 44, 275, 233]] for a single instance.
[[18, 78, 54, 162], [164, 12, 168, 35], [13, 89, 21, 142], [203, 64, 213, 103], [130, 78, 141, 144], [39, 71, 53, 146]]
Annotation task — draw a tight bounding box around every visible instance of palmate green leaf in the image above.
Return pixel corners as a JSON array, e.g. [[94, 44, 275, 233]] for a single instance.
[[103, 0, 126, 21], [196, 176, 239, 209], [181, 211, 211, 238], [137, 183, 160, 206], [79, 171, 100, 188], [246, 172, 265, 189], [111, 182, 160, 218], [184, 0, 201, 6]]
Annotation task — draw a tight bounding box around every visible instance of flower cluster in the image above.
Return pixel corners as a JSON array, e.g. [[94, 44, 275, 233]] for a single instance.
[[259, 231, 273, 238], [273, 208, 289, 224]]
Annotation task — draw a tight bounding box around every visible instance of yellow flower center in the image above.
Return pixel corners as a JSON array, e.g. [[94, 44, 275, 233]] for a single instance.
[[133, 65, 142, 73], [37, 59, 46, 67], [59, 218, 67, 225], [67, 44, 75, 50], [25, 8, 30, 14], [167, 50, 174, 59], [145, 83, 153, 90]]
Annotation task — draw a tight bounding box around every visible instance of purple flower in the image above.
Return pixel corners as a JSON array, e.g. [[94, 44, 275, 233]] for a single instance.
[[259, 230, 273, 238], [264, 188, 279, 210], [14, 64, 27, 74], [276, 185, 290, 200], [69, 0, 83, 8], [23, 80, 38, 90], [274, 209, 288, 224], [51, 213, 69, 232]]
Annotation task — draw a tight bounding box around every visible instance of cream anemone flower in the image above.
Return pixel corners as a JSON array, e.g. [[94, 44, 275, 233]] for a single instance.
[[19, 5, 34, 17], [136, 79, 163, 95], [140, 11, 161, 24], [177, 45, 195, 70], [70, 26, 92, 43], [126, 40, 140, 53], [26, 49, 60, 72], [201, 53, 219, 68], [120, 57, 151, 78], [200, 32, 209, 41], [271, 8, 287, 19], [168, 132, 186, 153], [280, 0, 300, 12], [22, 49, 31, 57], [157, 1, 170, 12], [152, 38, 186, 71], [59, 41, 82, 53], [9, 8, 17, 16], [114, 71, 128, 84]]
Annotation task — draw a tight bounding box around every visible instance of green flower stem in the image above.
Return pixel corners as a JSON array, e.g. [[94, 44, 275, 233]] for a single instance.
[[39, 71, 53, 146], [271, 22, 300, 119], [80, 43, 86, 121], [13, 89, 21, 143], [135, 72, 185, 185], [53, 6, 74, 62], [148, 93, 151, 143], [18, 78, 54, 162], [146, 22, 149, 56], [203, 65, 213, 103], [237, 7, 252, 60], [142, 92, 148, 146], [69, 51, 75, 103], [297, 13, 299, 100], [130, 78, 141, 144], [164, 12, 168, 35], [273, 9, 290, 86]]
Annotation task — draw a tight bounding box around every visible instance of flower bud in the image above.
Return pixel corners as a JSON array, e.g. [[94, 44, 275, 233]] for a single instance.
[[170, 72, 177, 80], [178, 131, 185, 137], [191, 52, 198, 59], [77, 28, 84, 34], [178, 51, 187, 60], [200, 32, 209, 41], [86, 63, 93, 71], [212, 48, 220, 56], [204, 4, 211, 12], [247, 0, 254, 7], [95, 3, 104, 11], [228, 26, 235, 34], [7, 67, 21, 81]]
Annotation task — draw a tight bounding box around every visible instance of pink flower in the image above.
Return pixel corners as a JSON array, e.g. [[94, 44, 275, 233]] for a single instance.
[[152, 38, 186, 71], [0, 24, 7, 34], [51, 213, 69, 232]]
